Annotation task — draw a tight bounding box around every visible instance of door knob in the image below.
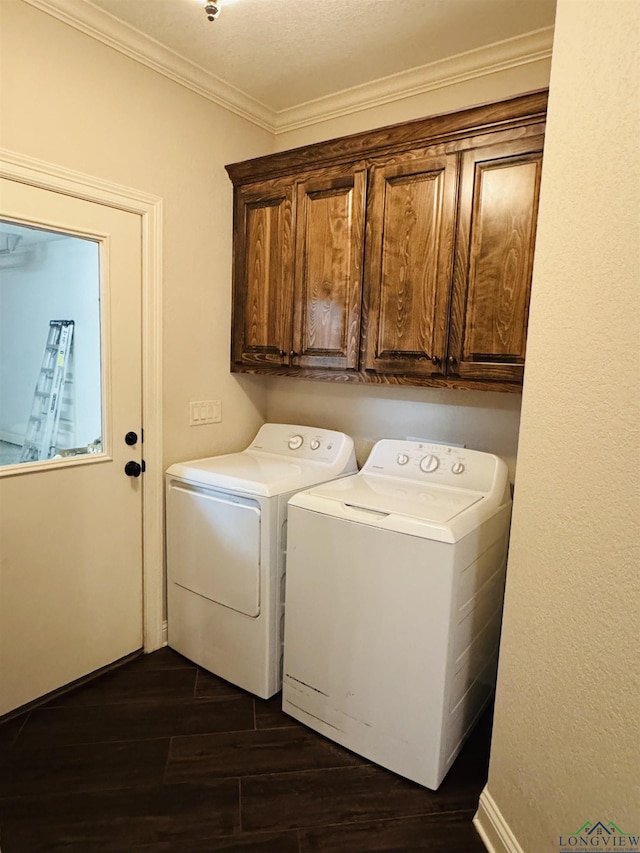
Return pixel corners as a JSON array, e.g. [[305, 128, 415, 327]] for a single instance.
[[124, 431, 138, 446], [124, 460, 142, 477]]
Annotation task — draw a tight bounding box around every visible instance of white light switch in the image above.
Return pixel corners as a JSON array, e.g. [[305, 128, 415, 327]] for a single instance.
[[189, 400, 222, 425]]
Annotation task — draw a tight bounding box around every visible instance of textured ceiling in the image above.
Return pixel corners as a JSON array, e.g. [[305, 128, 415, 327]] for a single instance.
[[88, 0, 557, 113]]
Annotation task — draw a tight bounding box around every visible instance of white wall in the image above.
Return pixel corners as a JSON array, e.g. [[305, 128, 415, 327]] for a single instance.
[[477, 1, 640, 849], [267, 60, 552, 474], [267, 378, 522, 475], [0, 234, 101, 448]]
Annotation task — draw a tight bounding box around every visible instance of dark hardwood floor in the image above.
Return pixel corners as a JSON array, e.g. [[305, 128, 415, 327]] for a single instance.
[[0, 648, 490, 852]]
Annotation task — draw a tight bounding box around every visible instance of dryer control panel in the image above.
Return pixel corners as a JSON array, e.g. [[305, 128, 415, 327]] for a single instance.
[[363, 439, 507, 495], [249, 423, 356, 468]]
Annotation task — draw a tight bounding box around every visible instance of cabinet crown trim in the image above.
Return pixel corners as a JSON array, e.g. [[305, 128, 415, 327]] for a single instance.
[[226, 89, 548, 184]]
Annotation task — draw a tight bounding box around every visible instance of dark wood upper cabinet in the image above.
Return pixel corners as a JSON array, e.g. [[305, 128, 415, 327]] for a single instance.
[[448, 135, 544, 383], [232, 177, 295, 367], [226, 90, 547, 392], [363, 151, 458, 377], [292, 165, 367, 369]]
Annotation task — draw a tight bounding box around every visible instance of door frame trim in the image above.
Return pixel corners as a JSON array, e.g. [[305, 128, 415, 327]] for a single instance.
[[0, 148, 164, 652]]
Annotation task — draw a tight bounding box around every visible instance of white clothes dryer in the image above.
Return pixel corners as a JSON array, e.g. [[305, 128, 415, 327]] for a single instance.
[[166, 423, 356, 699], [282, 439, 512, 789]]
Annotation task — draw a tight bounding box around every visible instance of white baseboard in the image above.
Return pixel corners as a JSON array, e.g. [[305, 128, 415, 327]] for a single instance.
[[474, 787, 524, 853], [162, 619, 168, 647]]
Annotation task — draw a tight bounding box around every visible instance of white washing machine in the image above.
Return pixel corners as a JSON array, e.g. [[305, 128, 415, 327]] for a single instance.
[[166, 423, 356, 699], [282, 438, 512, 789]]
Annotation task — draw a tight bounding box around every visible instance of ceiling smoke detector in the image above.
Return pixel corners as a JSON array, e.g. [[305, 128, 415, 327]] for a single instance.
[[204, 1, 221, 22]]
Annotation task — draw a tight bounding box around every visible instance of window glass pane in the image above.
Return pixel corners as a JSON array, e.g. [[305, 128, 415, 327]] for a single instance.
[[0, 220, 102, 469]]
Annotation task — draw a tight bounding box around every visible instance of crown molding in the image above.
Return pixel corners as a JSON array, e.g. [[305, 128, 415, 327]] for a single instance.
[[22, 0, 553, 136], [22, 0, 275, 131], [273, 28, 553, 134]]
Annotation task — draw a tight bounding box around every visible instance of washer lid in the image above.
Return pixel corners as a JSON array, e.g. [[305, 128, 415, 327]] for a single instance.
[[306, 473, 483, 524], [288, 472, 509, 543], [166, 451, 340, 497]]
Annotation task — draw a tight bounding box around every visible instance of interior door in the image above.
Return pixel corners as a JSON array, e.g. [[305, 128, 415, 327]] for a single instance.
[[0, 177, 143, 716]]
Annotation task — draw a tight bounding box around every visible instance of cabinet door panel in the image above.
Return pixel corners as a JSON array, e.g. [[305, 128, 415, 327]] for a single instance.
[[364, 153, 458, 376], [450, 138, 543, 382], [232, 180, 294, 366], [293, 168, 366, 369]]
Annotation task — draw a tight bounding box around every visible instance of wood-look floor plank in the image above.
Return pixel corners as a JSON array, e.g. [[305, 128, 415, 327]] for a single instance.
[[255, 693, 300, 729], [0, 713, 29, 752], [0, 781, 239, 852], [16, 695, 255, 748], [44, 667, 198, 708], [0, 649, 493, 853], [194, 668, 248, 698], [128, 829, 300, 852], [129, 647, 197, 671], [299, 809, 485, 852], [0, 738, 170, 797], [241, 762, 483, 833], [166, 726, 367, 783]]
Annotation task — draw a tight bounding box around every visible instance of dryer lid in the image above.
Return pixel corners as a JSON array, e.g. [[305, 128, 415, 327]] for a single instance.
[[167, 451, 339, 497], [165, 423, 357, 497]]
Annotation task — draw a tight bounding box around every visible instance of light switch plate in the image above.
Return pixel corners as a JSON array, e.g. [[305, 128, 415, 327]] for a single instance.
[[189, 400, 221, 425]]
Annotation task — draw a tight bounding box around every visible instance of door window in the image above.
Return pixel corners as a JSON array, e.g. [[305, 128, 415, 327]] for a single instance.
[[0, 220, 102, 469]]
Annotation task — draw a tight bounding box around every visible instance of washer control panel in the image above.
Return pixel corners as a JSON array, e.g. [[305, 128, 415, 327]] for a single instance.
[[364, 439, 504, 493], [249, 423, 355, 466]]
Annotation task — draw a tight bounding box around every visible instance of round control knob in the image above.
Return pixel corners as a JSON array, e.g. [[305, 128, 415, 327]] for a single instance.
[[452, 461, 465, 475], [419, 454, 440, 473], [310, 439, 321, 451], [288, 435, 304, 450], [397, 453, 410, 466]]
